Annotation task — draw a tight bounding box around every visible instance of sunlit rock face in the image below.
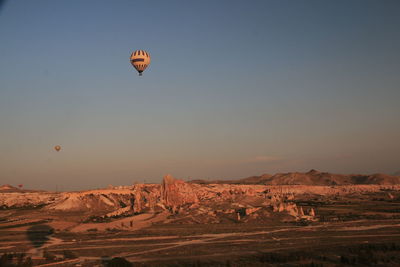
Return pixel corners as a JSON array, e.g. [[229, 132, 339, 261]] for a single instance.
[[44, 185, 163, 215], [0, 192, 60, 208], [162, 174, 199, 211], [46, 190, 135, 213]]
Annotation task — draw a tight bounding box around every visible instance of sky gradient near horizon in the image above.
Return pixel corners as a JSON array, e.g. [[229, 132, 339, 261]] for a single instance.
[[1, 0, 399, 190]]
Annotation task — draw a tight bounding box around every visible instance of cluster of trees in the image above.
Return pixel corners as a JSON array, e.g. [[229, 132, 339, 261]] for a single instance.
[[42, 249, 77, 262], [0, 249, 80, 267], [219, 242, 400, 266], [340, 242, 400, 265], [257, 251, 315, 264], [0, 253, 32, 267]]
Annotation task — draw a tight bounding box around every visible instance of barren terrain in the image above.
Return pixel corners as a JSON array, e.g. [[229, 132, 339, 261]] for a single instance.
[[1, 171, 400, 266]]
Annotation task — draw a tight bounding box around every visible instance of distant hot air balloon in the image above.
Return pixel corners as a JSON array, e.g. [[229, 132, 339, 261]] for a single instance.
[[54, 145, 61, 152], [18, 184, 23, 189], [130, 50, 151, 76]]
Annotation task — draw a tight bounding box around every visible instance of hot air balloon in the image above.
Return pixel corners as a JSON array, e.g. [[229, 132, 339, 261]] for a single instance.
[[54, 145, 61, 152], [130, 50, 151, 76]]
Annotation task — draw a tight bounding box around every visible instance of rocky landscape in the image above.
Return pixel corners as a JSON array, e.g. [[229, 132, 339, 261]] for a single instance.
[[2, 170, 399, 226], [1, 170, 400, 266], [1, 174, 317, 227]]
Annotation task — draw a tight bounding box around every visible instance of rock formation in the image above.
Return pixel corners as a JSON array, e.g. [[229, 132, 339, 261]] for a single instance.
[[161, 174, 198, 212], [309, 208, 315, 217], [1, 173, 400, 227]]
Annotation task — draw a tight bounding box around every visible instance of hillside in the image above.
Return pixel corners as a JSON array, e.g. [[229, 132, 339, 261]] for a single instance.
[[190, 169, 400, 185]]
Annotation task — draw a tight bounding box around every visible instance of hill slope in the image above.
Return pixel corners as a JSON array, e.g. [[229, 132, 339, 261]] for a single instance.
[[190, 170, 400, 185]]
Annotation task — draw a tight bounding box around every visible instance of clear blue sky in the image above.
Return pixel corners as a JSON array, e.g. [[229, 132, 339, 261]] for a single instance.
[[1, 0, 399, 190]]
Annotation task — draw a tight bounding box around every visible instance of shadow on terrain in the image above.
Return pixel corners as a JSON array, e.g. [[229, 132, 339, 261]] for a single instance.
[[26, 224, 54, 249]]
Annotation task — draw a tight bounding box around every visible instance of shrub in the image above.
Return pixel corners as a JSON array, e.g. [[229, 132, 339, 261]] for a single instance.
[[105, 257, 132, 267], [43, 249, 56, 261], [63, 250, 78, 259]]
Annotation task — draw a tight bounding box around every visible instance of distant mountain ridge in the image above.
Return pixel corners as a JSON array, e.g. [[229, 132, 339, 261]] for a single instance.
[[0, 184, 19, 192], [190, 169, 400, 185], [0, 184, 42, 193]]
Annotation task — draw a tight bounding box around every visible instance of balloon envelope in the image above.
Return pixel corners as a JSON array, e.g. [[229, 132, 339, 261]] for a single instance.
[[54, 145, 61, 152], [130, 50, 151, 76]]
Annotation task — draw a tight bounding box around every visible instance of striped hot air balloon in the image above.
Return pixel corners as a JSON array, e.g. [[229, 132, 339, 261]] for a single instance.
[[130, 50, 151, 76]]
